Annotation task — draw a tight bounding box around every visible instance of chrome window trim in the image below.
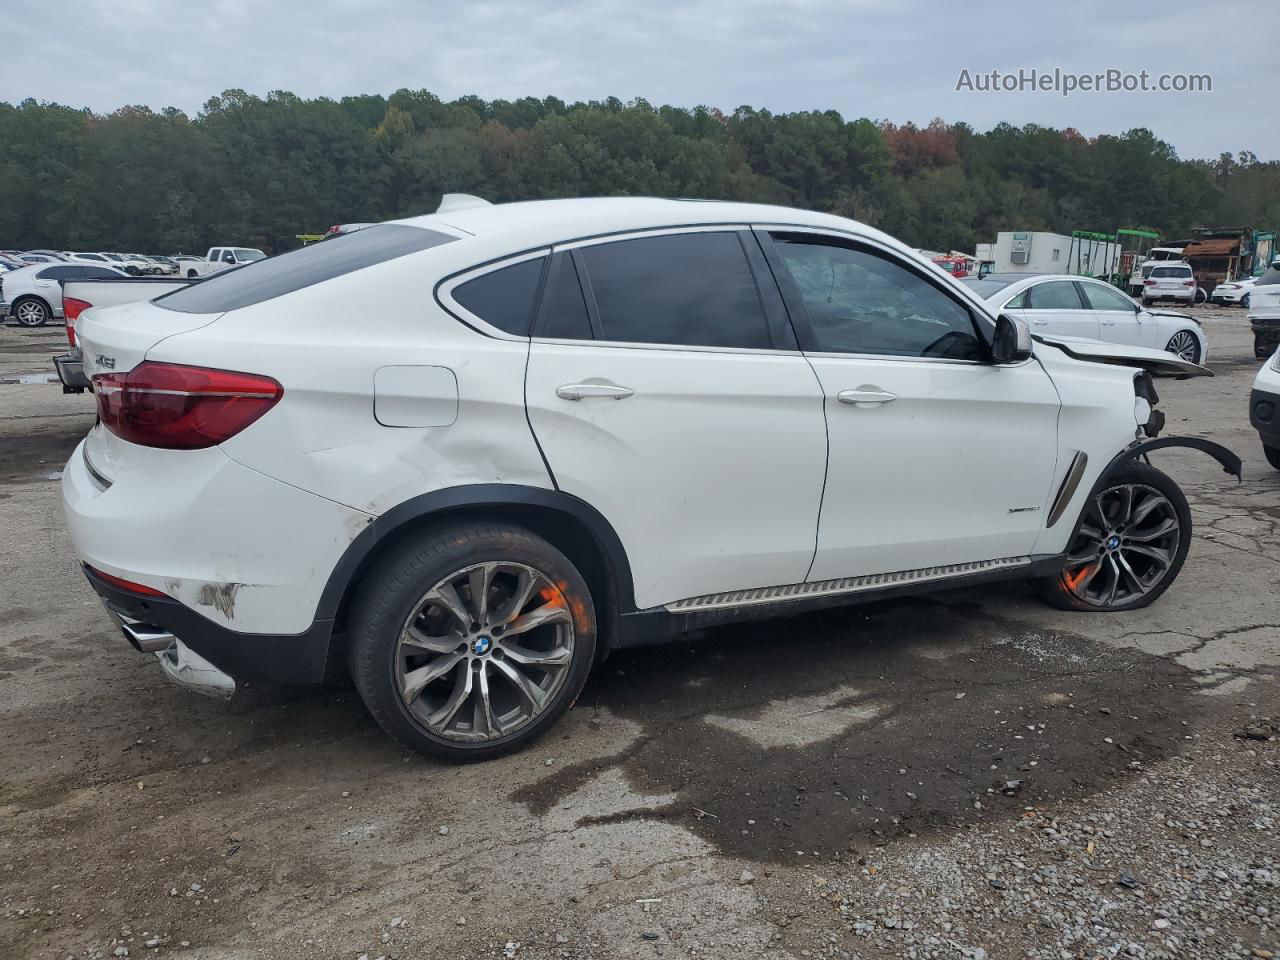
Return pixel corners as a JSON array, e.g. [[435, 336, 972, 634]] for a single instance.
[[435, 247, 552, 342]]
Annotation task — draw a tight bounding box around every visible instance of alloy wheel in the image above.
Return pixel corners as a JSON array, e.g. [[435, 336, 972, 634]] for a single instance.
[[1061, 483, 1181, 608], [395, 561, 576, 742], [1166, 331, 1199, 363], [15, 301, 47, 326]]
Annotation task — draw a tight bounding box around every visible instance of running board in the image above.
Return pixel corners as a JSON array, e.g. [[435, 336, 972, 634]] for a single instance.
[[664, 556, 1033, 613]]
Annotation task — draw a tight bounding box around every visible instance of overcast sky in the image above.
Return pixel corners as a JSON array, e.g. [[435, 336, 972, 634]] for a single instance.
[[8, 0, 1275, 160]]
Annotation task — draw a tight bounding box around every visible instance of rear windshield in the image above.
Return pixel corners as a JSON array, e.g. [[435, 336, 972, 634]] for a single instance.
[[1151, 266, 1191, 278], [156, 225, 456, 314]]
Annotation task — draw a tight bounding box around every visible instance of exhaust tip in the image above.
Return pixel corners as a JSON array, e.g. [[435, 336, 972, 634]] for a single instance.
[[120, 619, 177, 654]]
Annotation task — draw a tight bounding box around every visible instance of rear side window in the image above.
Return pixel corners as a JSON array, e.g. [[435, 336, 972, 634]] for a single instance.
[[579, 232, 771, 349], [156, 225, 456, 314], [452, 257, 547, 335]]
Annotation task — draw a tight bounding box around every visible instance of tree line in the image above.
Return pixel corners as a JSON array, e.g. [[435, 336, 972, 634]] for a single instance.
[[1, 89, 1276, 255]]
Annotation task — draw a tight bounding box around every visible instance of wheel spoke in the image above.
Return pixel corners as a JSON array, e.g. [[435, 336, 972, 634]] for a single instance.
[[425, 662, 474, 732], [1103, 556, 1121, 605], [1130, 491, 1165, 526], [425, 582, 471, 630], [468, 563, 497, 624], [401, 651, 464, 704], [400, 625, 464, 655], [492, 658, 549, 711], [1127, 517, 1178, 543], [493, 567, 540, 626], [506, 600, 571, 637], [1114, 485, 1135, 526], [502, 642, 573, 667], [1123, 543, 1172, 566], [1115, 553, 1148, 596], [473, 664, 496, 737]]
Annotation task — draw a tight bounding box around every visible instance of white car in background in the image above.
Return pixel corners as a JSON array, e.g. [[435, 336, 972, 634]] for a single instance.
[[960, 273, 1208, 364], [1251, 349, 1280, 470], [1140, 262, 1198, 306], [1210, 276, 1257, 307], [1248, 260, 1280, 358], [63, 197, 1238, 761], [179, 246, 267, 278], [0, 262, 126, 326]]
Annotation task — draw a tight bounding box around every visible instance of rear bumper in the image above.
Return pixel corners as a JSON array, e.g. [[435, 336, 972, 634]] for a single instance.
[[1251, 388, 1280, 449], [87, 565, 334, 685], [53, 351, 90, 391]]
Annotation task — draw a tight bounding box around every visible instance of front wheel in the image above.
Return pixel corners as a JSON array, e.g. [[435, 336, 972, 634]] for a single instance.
[[347, 523, 596, 761], [1033, 461, 1191, 612], [1166, 330, 1201, 363]]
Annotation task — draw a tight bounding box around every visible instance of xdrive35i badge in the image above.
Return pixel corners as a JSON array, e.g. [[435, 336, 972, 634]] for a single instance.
[[95, 355, 116, 369]]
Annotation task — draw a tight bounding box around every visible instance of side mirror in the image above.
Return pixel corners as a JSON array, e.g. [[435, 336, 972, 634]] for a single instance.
[[993, 313, 1033, 364]]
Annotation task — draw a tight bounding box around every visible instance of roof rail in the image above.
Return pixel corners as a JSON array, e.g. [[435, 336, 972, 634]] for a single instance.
[[436, 194, 493, 214]]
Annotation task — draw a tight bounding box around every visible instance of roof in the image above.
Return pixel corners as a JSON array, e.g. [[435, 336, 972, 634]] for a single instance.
[[1181, 237, 1240, 258], [392, 196, 900, 256]]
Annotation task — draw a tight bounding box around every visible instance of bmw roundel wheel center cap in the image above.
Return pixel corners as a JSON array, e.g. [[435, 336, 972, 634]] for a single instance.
[[471, 634, 493, 656]]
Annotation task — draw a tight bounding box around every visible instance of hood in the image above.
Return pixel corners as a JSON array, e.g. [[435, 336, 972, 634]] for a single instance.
[[1148, 308, 1200, 324], [1032, 333, 1211, 379]]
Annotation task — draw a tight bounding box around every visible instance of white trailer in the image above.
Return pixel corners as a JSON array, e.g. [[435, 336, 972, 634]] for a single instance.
[[987, 231, 1120, 278]]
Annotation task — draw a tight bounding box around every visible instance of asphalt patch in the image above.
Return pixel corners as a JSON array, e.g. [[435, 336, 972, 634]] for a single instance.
[[515, 596, 1201, 863], [0, 420, 87, 483]]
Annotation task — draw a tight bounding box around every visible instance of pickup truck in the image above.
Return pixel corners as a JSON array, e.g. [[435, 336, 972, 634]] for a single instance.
[[179, 246, 267, 278], [54, 276, 193, 392]]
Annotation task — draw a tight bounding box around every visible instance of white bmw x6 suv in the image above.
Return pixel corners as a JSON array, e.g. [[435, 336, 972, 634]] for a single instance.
[[63, 196, 1240, 761]]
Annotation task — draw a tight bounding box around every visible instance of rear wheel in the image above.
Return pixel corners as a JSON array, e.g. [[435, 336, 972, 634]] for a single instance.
[[1166, 330, 1201, 363], [347, 523, 596, 761], [13, 297, 50, 327], [1033, 461, 1191, 612], [1266, 445, 1280, 471]]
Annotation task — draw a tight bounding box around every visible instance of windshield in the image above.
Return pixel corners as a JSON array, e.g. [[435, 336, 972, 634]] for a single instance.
[[957, 277, 1020, 299], [233, 249, 266, 262]]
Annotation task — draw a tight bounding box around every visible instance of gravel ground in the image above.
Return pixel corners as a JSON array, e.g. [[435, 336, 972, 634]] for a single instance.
[[0, 304, 1277, 960]]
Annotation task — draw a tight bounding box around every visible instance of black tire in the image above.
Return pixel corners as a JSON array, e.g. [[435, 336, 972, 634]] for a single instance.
[[1265, 445, 1280, 471], [347, 522, 596, 761], [1032, 460, 1191, 613], [186, 269, 198, 278], [1241, 293, 1250, 309], [12, 297, 51, 327]]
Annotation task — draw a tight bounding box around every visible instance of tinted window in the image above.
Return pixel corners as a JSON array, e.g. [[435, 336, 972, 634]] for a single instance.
[[539, 253, 592, 340], [453, 257, 546, 336], [1151, 266, 1191, 278], [36, 266, 76, 280], [580, 232, 771, 349], [773, 237, 981, 360], [1004, 288, 1030, 309], [1027, 281, 1083, 310], [157, 224, 456, 314], [1080, 283, 1136, 311], [1257, 267, 1280, 287], [82, 266, 121, 279]]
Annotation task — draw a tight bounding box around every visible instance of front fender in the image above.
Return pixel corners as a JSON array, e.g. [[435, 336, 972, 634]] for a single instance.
[[1105, 435, 1242, 481]]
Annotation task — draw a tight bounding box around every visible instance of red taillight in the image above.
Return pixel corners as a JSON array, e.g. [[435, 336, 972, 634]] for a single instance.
[[64, 296, 91, 348], [93, 362, 283, 450], [87, 565, 168, 598], [1182, 280, 1195, 287], [1143, 279, 1156, 286]]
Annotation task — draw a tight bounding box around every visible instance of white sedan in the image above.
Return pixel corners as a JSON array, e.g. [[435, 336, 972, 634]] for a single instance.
[[960, 273, 1208, 364], [1211, 277, 1257, 307]]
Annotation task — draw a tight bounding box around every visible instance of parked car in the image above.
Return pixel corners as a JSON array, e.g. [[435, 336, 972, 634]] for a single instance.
[[180, 246, 267, 278], [67, 252, 115, 267], [55, 275, 192, 391], [960, 273, 1208, 363], [18, 252, 65, 264], [0, 257, 23, 271], [1251, 349, 1280, 470], [145, 255, 179, 275], [1140, 262, 1198, 305], [64, 197, 1239, 761], [1248, 260, 1280, 359], [1, 262, 125, 326], [1210, 276, 1257, 307]]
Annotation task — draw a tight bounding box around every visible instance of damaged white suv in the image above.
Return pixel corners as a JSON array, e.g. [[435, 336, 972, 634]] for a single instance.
[[63, 197, 1240, 761]]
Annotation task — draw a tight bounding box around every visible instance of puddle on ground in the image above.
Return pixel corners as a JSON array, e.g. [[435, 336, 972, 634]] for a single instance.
[[514, 597, 1201, 863]]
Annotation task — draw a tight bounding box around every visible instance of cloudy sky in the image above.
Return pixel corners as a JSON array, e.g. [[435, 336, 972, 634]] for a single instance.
[[8, 0, 1275, 160]]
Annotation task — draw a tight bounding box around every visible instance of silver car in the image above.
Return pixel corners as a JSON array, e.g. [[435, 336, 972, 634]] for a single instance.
[[1, 262, 125, 327]]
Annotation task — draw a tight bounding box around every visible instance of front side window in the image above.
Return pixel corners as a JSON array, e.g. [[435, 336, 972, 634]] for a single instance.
[[772, 235, 983, 360], [157, 224, 456, 314], [1080, 282, 1136, 312], [578, 232, 772, 349], [452, 256, 547, 336], [1026, 281, 1084, 310]]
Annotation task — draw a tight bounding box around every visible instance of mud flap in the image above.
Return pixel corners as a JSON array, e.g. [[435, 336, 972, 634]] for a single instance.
[[1106, 435, 1243, 482]]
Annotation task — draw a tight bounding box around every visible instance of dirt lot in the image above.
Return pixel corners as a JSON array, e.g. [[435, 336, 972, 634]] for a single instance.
[[1, 309, 1277, 960]]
